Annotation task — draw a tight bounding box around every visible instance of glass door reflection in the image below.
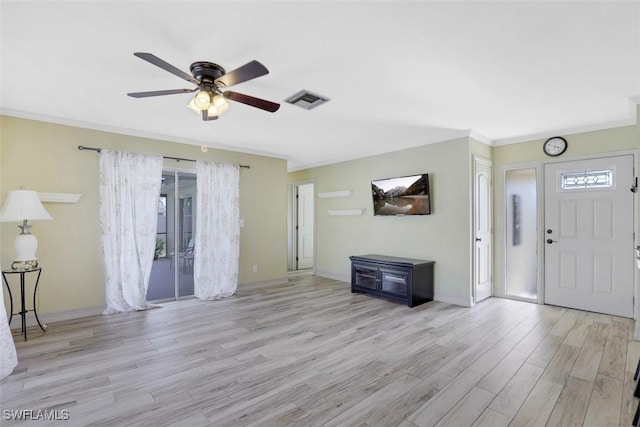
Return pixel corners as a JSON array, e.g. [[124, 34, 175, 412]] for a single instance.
[[147, 171, 196, 301]]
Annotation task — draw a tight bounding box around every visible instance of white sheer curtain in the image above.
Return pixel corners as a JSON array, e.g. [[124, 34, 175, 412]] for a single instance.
[[194, 161, 240, 300], [0, 287, 17, 379], [99, 149, 163, 314]]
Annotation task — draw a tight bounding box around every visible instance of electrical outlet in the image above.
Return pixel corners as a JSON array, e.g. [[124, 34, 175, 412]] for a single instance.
[[252, 264, 258, 273]]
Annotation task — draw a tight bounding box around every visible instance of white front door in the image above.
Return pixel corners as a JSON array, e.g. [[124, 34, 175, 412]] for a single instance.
[[296, 183, 314, 269], [474, 157, 493, 303], [544, 155, 634, 317]]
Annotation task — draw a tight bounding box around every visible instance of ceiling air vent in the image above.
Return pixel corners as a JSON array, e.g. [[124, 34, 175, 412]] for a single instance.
[[285, 90, 330, 110]]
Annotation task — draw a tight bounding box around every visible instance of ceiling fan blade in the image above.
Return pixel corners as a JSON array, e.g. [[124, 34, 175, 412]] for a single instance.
[[127, 88, 197, 98], [202, 110, 218, 121], [215, 60, 269, 88], [133, 52, 199, 85], [224, 91, 280, 112]]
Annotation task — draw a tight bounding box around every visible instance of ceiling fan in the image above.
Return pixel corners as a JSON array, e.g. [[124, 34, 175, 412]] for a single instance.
[[127, 52, 280, 121]]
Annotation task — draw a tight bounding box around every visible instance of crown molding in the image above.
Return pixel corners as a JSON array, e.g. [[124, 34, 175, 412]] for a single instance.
[[288, 129, 482, 172], [492, 118, 637, 147], [4, 101, 636, 174], [468, 130, 494, 146], [0, 108, 289, 162]]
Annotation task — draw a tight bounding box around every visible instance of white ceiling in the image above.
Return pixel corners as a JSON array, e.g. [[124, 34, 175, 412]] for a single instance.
[[1, 1, 639, 171]]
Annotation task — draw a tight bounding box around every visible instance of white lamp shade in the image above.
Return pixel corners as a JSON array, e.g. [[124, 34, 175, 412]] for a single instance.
[[0, 190, 53, 222]]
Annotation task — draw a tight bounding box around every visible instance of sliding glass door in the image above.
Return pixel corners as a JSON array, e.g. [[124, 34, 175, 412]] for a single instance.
[[147, 171, 197, 301], [177, 173, 196, 297]]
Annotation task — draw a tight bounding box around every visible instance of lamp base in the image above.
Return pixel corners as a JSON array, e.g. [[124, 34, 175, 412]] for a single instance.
[[11, 259, 39, 270], [12, 224, 40, 269]]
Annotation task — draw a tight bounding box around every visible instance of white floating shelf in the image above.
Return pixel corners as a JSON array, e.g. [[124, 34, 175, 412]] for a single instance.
[[38, 193, 82, 203], [318, 190, 352, 199], [328, 209, 365, 216]]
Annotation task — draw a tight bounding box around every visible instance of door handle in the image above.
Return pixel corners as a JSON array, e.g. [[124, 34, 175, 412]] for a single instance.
[[546, 239, 558, 244], [475, 237, 482, 242]]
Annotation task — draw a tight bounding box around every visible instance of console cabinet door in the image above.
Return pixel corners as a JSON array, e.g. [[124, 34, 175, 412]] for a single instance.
[[353, 264, 378, 290], [379, 268, 409, 297]]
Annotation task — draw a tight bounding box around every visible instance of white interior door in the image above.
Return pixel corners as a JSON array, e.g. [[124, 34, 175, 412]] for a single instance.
[[474, 157, 493, 303], [544, 155, 634, 317], [296, 183, 314, 269]]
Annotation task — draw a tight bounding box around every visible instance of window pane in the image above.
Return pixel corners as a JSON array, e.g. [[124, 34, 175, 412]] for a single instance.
[[561, 170, 613, 190], [505, 168, 537, 300]]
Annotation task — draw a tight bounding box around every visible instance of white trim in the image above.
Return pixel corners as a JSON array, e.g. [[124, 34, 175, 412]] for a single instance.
[[316, 270, 470, 308], [629, 97, 639, 121], [0, 108, 289, 162], [238, 277, 289, 290], [493, 119, 636, 147], [496, 151, 638, 318], [473, 156, 493, 168], [472, 156, 493, 303], [469, 130, 494, 146], [495, 161, 544, 304], [318, 190, 352, 198], [288, 129, 480, 172], [5, 105, 636, 174], [328, 209, 365, 216], [289, 179, 317, 272], [542, 153, 635, 318], [38, 192, 82, 203], [9, 277, 290, 329], [314, 270, 349, 283], [433, 292, 471, 308], [8, 306, 105, 328]]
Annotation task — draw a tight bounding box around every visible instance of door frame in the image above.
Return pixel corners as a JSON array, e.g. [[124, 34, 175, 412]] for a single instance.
[[472, 156, 493, 304], [495, 162, 545, 303], [149, 167, 197, 302], [288, 179, 316, 271], [543, 153, 636, 318], [496, 151, 637, 319]]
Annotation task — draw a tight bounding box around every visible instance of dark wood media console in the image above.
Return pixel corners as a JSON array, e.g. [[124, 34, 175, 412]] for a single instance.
[[349, 254, 434, 307]]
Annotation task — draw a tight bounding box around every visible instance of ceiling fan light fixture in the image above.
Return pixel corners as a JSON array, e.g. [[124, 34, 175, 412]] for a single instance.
[[194, 90, 212, 109], [186, 97, 200, 113], [212, 94, 230, 114], [207, 105, 219, 116], [129, 53, 279, 119]]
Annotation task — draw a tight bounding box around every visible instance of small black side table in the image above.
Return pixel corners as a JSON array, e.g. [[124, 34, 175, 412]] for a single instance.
[[2, 267, 46, 340]]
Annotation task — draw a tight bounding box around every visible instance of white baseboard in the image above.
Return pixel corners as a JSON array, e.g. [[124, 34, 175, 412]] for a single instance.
[[9, 305, 104, 330], [314, 270, 350, 283], [42, 306, 104, 324], [5, 276, 468, 331], [315, 271, 469, 307], [6, 278, 288, 330], [434, 292, 471, 308], [238, 277, 289, 290]]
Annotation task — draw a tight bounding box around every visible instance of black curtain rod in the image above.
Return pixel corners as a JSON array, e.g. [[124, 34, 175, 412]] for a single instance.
[[77, 145, 250, 169]]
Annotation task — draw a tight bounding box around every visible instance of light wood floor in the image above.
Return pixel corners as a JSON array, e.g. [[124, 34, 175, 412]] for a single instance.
[[1, 273, 639, 426]]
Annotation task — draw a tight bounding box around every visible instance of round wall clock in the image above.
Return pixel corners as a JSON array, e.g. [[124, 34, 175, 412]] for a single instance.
[[543, 136, 568, 157]]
